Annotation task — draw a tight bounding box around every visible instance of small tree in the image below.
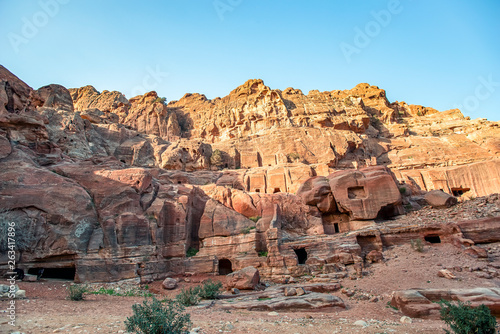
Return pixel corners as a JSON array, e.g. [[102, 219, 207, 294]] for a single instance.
[[210, 149, 224, 168], [439, 300, 497, 334], [125, 297, 191, 334]]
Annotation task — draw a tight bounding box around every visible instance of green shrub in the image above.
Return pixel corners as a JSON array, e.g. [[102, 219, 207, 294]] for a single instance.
[[125, 296, 191, 334], [249, 216, 261, 223], [68, 284, 88, 301], [258, 251, 268, 257], [153, 97, 167, 105], [198, 279, 223, 300], [411, 239, 424, 252], [399, 187, 407, 194], [186, 247, 198, 257], [241, 225, 256, 234], [439, 299, 496, 334], [175, 286, 201, 307]]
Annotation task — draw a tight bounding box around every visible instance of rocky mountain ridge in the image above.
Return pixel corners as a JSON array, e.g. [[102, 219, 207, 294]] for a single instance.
[[0, 64, 499, 284]]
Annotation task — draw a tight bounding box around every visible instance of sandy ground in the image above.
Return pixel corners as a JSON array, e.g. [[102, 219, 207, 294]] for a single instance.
[[2, 242, 499, 334]]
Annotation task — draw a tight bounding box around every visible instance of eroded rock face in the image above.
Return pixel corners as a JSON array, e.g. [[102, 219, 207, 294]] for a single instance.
[[329, 167, 403, 220], [0, 65, 42, 114], [1, 65, 499, 285], [69, 86, 181, 141], [297, 176, 336, 213], [36, 85, 74, 112]]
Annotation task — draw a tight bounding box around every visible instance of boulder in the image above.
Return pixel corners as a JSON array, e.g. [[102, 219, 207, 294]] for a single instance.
[[161, 278, 178, 290], [284, 287, 296, 296], [465, 246, 488, 259], [295, 287, 306, 296], [328, 166, 403, 220], [220, 292, 345, 311], [424, 190, 457, 208], [296, 176, 336, 213], [391, 288, 500, 318], [226, 266, 260, 290], [365, 250, 384, 263]]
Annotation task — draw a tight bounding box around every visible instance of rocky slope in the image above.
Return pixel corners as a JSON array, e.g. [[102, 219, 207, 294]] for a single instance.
[[0, 64, 499, 285]]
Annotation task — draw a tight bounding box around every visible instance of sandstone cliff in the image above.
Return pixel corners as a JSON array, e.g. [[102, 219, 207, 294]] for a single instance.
[[1, 64, 499, 284]]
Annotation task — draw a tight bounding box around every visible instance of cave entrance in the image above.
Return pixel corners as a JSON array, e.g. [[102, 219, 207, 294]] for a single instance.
[[451, 187, 470, 197], [28, 267, 75, 280], [334, 223, 340, 234], [273, 188, 281, 193], [294, 248, 308, 265], [424, 235, 441, 243], [218, 259, 233, 275]]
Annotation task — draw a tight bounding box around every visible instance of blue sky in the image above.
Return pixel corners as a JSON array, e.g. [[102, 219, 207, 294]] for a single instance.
[[1, 0, 499, 120]]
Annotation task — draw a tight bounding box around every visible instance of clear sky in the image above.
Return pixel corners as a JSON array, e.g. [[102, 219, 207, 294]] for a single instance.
[[1, 0, 499, 120]]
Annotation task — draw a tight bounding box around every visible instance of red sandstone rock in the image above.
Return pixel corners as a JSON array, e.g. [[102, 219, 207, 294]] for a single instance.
[[226, 266, 261, 290], [1, 65, 499, 287], [391, 288, 500, 318], [424, 190, 458, 208], [296, 176, 337, 213], [328, 167, 403, 220]]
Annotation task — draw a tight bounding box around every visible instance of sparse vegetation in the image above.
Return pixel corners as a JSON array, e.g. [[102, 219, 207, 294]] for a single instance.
[[241, 226, 256, 234], [197, 279, 223, 300], [399, 187, 407, 195], [411, 239, 424, 252], [175, 280, 223, 306], [186, 247, 199, 257], [125, 296, 191, 334], [68, 284, 88, 301], [386, 301, 398, 310], [370, 116, 382, 129], [287, 152, 301, 162], [438, 300, 496, 334], [89, 286, 152, 297], [258, 251, 268, 257], [153, 97, 167, 105], [249, 216, 261, 223], [175, 286, 201, 306]]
